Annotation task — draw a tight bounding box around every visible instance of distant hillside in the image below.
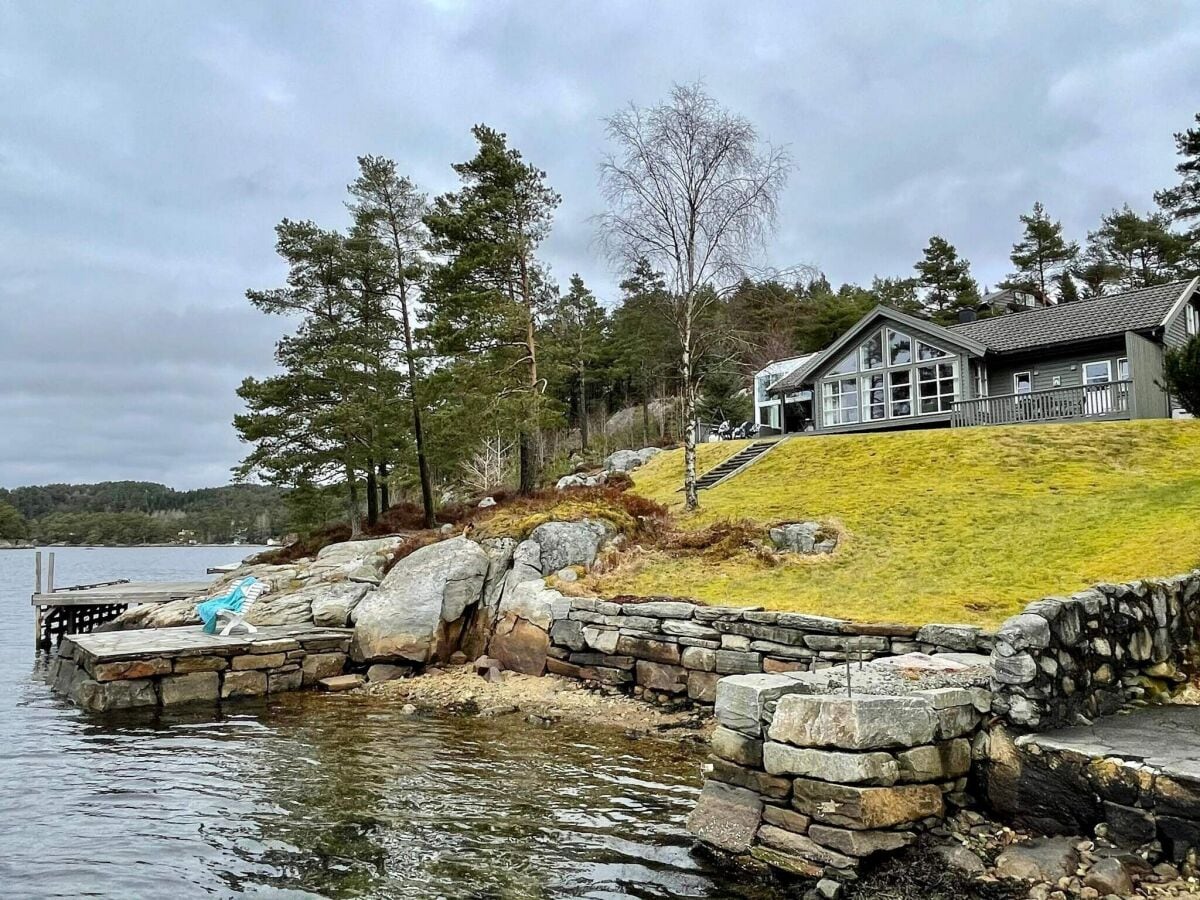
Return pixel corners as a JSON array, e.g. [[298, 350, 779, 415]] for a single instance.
[[0, 481, 290, 545], [603, 420, 1200, 626]]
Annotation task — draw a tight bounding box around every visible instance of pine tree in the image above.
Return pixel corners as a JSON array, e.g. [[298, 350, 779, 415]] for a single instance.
[[913, 236, 979, 318], [1084, 206, 1187, 292], [609, 260, 677, 445], [1005, 202, 1079, 304], [424, 125, 561, 495], [550, 274, 607, 450], [1155, 113, 1200, 244], [1056, 271, 1080, 304]]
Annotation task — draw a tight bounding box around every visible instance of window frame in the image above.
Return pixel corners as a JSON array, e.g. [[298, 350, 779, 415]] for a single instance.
[[1187, 303, 1200, 337], [1013, 371, 1032, 395], [1117, 357, 1129, 381], [1082, 359, 1113, 386], [822, 377, 861, 427]]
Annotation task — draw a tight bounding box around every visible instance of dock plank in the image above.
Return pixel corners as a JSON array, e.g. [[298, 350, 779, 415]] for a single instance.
[[31, 580, 211, 607]]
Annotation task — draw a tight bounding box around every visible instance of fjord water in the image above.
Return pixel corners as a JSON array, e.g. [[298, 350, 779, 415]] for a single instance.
[[0, 547, 777, 899]]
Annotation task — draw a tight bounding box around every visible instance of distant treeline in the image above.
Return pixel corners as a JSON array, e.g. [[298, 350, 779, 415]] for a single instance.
[[0, 482, 289, 545]]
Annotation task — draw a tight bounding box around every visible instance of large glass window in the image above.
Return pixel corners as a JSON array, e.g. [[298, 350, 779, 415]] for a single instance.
[[819, 324, 960, 426], [822, 378, 860, 426], [889, 370, 913, 417], [888, 329, 912, 366], [860, 331, 884, 370], [918, 362, 956, 413], [1187, 304, 1199, 336]]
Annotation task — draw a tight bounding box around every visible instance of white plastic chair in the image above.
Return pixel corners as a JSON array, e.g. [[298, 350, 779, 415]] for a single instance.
[[215, 578, 270, 636]]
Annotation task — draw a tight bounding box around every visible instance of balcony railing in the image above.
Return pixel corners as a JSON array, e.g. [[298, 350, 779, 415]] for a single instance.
[[951, 380, 1132, 428]]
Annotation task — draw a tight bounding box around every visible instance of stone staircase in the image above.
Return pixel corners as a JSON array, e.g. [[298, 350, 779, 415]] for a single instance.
[[694, 439, 780, 491]]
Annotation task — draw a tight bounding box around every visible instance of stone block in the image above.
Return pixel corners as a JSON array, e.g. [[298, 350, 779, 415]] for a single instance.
[[490, 617, 551, 675], [76, 677, 158, 711], [549, 618, 585, 651], [268, 667, 304, 693], [996, 614, 1052, 651], [685, 781, 762, 854], [681, 646, 716, 671], [250, 638, 301, 654], [569, 652, 634, 669], [662, 619, 719, 640], [687, 670, 721, 703], [366, 663, 407, 683], [757, 824, 855, 869], [579, 664, 633, 685], [935, 705, 978, 739], [582, 626, 619, 654], [1102, 800, 1156, 846], [709, 757, 791, 801], [720, 634, 753, 651], [804, 634, 888, 652], [769, 694, 936, 750], [806, 824, 914, 857], [715, 649, 762, 675], [317, 674, 364, 692], [173, 655, 227, 673], [626, 601, 695, 619], [913, 687, 975, 709], [617, 616, 661, 633], [749, 846, 822, 877], [545, 657, 583, 680], [915, 624, 981, 652], [992, 652, 1038, 684], [615, 635, 680, 665], [221, 670, 267, 698], [791, 779, 943, 830], [159, 672, 220, 705], [762, 804, 810, 834], [763, 743, 899, 785], [895, 740, 971, 783], [635, 660, 687, 693], [763, 657, 807, 673], [92, 657, 172, 682], [302, 652, 347, 684], [712, 726, 763, 767], [750, 640, 813, 659], [231, 653, 287, 670], [714, 673, 806, 736]]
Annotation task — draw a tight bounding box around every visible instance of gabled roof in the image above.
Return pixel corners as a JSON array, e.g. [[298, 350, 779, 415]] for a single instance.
[[769, 305, 988, 395], [762, 352, 819, 393], [948, 278, 1197, 354]]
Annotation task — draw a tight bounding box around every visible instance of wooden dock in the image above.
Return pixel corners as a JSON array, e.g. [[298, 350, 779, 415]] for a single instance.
[[30, 551, 213, 650]]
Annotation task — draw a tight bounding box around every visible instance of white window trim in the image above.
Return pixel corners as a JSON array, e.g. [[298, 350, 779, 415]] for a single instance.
[[1082, 359, 1113, 385], [888, 369, 915, 419], [917, 362, 957, 414], [1013, 371, 1032, 395], [1187, 304, 1199, 336], [1117, 357, 1129, 381]]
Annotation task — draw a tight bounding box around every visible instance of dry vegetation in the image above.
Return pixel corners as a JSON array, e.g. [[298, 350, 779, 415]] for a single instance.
[[588, 420, 1200, 627]]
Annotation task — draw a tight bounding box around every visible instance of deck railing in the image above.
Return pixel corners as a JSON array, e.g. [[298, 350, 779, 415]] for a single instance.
[[951, 380, 1133, 428]]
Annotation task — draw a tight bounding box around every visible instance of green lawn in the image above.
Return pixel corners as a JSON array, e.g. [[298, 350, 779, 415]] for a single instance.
[[594, 421, 1200, 627]]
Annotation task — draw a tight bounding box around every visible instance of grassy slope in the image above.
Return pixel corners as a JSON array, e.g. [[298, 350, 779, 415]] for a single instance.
[[599, 421, 1200, 627]]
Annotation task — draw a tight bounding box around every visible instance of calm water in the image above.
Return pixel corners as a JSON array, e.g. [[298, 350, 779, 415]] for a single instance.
[[0, 547, 784, 899]]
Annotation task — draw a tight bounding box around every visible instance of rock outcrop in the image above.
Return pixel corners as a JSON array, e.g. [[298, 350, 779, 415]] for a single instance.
[[768, 522, 837, 555]]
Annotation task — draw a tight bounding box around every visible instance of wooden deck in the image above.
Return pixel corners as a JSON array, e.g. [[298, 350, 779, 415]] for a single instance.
[[31, 578, 213, 650]]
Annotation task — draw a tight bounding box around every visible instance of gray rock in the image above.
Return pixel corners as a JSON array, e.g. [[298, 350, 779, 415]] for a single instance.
[[681, 646, 716, 671], [895, 740, 971, 782], [685, 781, 763, 853], [714, 673, 805, 736], [993, 837, 1080, 882], [1084, 857, 1133, 895], [630, 601, 696, 619], [791, 779, 944, 830], [768, 694, 937, 750], [635, 660, 687, 692], [530, 519, 613, 573], [549, 618, 585, 651], [477, 496, 497, 508], [997, 614, 1052, 651], [604, 449, 645, 472], [582, 626, 619, 654], [763, 742, 899, 785], [993, 652, 1038, 685], [934, 844, 986, 876], [768, 522, 837, 554], [366, 664, 406, 683], [807, 824, 914, 857], [159, 672, 219, 705], [554, 567, 578, 583], [307, 582, 371, 628], [757, 825, 856, 869], [814, 878, 843, 900], [351, 536, 489, 663], [712, 726, 763, 767], [915, 624, 982, 652]]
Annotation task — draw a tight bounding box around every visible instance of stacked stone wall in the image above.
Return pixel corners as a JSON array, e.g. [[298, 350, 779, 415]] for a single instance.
[[48, 629, 351, 712], [545, 598, 993, 704], [990, 571, 1200, 729], [686, 668, 990, 879]]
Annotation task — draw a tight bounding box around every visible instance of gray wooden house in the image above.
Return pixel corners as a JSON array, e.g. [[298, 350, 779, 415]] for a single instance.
[[767, 278, 1200, 433]]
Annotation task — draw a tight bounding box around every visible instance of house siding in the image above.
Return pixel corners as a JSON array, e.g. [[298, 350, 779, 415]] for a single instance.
[[1125, 331, 1169, 419], [1164, 295, 1200, 349], [984, 340, 1128, 396]]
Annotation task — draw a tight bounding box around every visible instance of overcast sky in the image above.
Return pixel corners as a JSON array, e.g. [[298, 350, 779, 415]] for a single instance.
[[2, 2, 1197, 489]]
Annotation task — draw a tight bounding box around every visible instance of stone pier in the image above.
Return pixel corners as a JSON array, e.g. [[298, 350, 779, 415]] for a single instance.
[[48, 625, 352, 711]]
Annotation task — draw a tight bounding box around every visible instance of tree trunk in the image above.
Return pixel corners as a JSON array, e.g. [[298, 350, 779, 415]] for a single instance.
[[641, 383, 651, 447], [378, 461, 390, 513], [579, 365, 589, 450], [682, 336, 699, 510], [518, 243, 540, 495], [519, 431, 537, 495], [365, 461, 378, 527], [345, 462, 362, 538]]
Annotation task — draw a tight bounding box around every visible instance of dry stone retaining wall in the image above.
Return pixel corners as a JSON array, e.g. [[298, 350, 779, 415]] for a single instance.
[[687, 661, 991, 879], [990, 570, 1200, 729], [543, 598, 993, 704]]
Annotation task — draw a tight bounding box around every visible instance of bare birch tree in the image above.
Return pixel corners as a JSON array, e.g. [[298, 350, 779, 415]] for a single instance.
[[597, 83, 790, 509]]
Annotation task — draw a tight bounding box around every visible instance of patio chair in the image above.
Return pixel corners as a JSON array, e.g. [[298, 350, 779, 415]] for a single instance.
[[197, 576, 270, 636]]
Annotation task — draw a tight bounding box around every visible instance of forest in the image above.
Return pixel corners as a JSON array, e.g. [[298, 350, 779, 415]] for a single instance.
[[232, 84, 1200, 532], [0, 482, 288, 546]]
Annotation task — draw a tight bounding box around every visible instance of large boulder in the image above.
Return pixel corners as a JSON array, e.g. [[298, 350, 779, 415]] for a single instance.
[[530, 519, 613, 573], [488, 579, 568, 675], [245, 590, 316, 626], [304, 536, 405, 585], [769, 522, 837, 555], [604, 449, 644, 472], [308, 582, 372, 628], [351, 537, 489, 664]]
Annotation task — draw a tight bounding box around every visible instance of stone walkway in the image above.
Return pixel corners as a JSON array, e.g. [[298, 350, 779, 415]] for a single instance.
[[72, 624, 353, 662], [1020, 704, 1200, 782]]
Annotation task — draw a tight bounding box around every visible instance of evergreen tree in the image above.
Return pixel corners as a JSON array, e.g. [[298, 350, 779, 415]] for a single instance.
[[696, 364, 752, 425], [1083, 206, 1188, 293], [1056, 271, 1080, 304], [1073, 257, 1122, 299], [549, 274, 607, 450], [424, 125, 561, 495], [0, 500, 27, 540], [1162, 336, 1200, 417], [913, 236, 979, 318], [1005, 202, 1079, 304], [347, 155, 437, 527], [608, 260, 677, 445], [1155, 112, 1200, 269]]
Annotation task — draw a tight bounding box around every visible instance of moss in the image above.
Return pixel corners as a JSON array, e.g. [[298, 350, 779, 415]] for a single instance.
[[597, 420, 1200, 627]]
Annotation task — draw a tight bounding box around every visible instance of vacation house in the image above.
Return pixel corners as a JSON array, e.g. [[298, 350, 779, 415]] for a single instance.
[[764, 278, 1200, 433]]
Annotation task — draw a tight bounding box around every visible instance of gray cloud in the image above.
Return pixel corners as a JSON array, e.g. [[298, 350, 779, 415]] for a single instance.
[[1, 1, 1197, 487]]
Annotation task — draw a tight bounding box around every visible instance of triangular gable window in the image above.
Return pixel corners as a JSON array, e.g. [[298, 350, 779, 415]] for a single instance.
[[859, 330, 884, 370], [828, 350, 858, 375], [917, 340, 952, 361]]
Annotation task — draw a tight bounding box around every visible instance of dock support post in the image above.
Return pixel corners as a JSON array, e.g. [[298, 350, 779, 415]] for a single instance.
[[47, 552, 55, 593], [35, 551, 42, 594]]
